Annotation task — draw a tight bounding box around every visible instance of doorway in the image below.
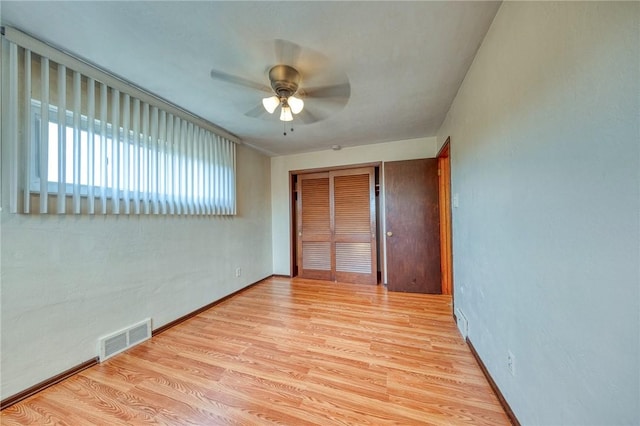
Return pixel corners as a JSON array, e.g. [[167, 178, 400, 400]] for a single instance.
[[437, 137, 453, 295], [290, 163, 381, 284]]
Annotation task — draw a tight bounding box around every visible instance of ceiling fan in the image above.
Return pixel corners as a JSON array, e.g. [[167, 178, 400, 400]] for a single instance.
[[209, 39, 350, 126]]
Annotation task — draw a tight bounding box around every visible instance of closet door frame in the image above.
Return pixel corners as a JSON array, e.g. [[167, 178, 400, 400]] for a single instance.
[[289, 162, 381, 281]]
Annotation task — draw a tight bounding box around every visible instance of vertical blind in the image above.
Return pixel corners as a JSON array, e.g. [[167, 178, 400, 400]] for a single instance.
[[2, 27, 237, 216]]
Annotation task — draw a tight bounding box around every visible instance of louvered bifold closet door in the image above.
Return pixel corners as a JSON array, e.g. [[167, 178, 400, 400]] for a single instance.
[[297, 172, 332, 280], [332, 167, 377, 285]]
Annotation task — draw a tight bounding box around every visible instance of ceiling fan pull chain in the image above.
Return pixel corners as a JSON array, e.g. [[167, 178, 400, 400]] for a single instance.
[[283, 121, 295, 136]]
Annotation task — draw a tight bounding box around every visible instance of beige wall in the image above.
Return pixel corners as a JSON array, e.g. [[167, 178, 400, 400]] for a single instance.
[[436, 2, 639, 424], [0, 143, 272, 398], [270, 137, 438, 276]]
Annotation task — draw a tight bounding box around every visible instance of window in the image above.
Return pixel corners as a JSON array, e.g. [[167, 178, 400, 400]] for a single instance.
[[3, 27, 237, 216], [31, 100, 108, 194]]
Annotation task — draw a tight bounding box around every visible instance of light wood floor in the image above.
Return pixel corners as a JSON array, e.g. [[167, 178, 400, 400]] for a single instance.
[[2, 277, 510, 425]]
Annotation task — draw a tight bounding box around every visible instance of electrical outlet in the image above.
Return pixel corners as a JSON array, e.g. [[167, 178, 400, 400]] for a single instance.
[[235, 267, 241, 277], [507, 350, 515, 376]]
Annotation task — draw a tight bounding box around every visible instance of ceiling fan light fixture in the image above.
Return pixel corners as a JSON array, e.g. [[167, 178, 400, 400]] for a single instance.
[[288, 96, 304, 114], [262, 96, 280, 114], [280, 106, 294, 122]]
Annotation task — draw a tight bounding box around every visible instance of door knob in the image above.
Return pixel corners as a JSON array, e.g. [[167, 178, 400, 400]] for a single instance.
[[386, 231, 393, 237]]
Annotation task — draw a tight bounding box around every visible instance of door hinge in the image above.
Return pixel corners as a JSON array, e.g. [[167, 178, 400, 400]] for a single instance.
[[438, 168, 441, 176]]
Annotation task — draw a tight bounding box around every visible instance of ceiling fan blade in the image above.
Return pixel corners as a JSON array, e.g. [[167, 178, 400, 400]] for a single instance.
[[303, 82, 351, 101], [274, 39, 301, 67], [296, 109, 323, 124], [245, 103, 268, 118], [210, 69, 271, 93]]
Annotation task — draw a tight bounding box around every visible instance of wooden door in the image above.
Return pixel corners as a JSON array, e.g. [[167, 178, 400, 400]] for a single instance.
[[385, 159, 441, 293], [297, 167, 377, 285], [333, 168, 377, 285], [297, 172, 332, 280]]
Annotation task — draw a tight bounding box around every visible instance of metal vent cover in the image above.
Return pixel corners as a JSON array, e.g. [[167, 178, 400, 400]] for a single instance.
[[456, 309, 469, 339], [98, 318, 151, 362]]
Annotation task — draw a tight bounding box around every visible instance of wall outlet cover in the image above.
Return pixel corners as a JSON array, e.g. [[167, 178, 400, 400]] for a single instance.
[[507, 350, 516, 376]]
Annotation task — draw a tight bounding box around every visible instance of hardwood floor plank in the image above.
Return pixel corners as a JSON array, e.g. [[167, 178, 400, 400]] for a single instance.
[[2, 277, 510, 425]]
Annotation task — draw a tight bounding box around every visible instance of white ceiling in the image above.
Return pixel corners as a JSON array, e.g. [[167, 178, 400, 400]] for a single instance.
[[1, 1, 500, 156]]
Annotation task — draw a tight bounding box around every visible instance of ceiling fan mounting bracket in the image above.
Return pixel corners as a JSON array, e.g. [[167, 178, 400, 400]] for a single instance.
[[269, 65, 300, 98]]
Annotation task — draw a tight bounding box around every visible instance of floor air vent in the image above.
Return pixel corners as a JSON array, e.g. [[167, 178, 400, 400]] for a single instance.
[[98, 318, 151, 362], [456, 309, 469, 339]]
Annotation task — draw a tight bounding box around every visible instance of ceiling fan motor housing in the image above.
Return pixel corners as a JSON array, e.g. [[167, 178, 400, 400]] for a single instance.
[[269, 65, 300, 98]]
